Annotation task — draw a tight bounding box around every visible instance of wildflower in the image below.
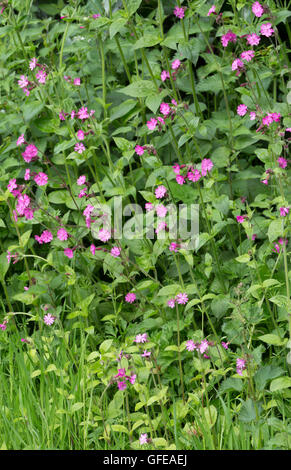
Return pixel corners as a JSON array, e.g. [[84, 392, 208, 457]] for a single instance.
[[221, 341, 229, 349], [42, 230, 53, 243], [155, 221, 167, 233], [169, 242, 179, 252], [78, 106, 89, 120], [250, 111, 256, 120], [167, 299, 176, 308], [246, 33, 260, 46], [236, 215, 245, 223], [221, 30, 237, 47], [90, 244, 96, 255], [44, 314, 55, 326], [280, 207, 289, 217], [135, 145, 145, 156], [134, 333, 148, 343], [262, 114, 274, 127], [57, 228, 69, 241], [232, 58, 244, 71], [29, 57, 37, 70], [18, 75, 29, 88], [173, 164, 180, 175], [155, 185, 167, 199], [187, 169, 201, 182], [160, 102, 171, 116], [252, 2, 264, 17], [115, 368, 126, 378], [260, 23, 274, 37], [147, 118, 158, 130], [139, 433, 148, 445], [36, 69, 47, 84], [157, 116, 165, 126], [198, 339, 209, 354], [271, 112, 281, 122], [176, 293, 188, 305], [125, 293, 136, 303], [77, 130, 85, 141], [237, 104, 248, 116], [74, 77, 81, 86], [186, 340, 196, 351], [0, 322, 7, 331], [236, 357, 246, 375], [64, 248, 74, 258], [21, 144, 38, 163], [83, 205, 94, 218], [261, 179, 268, 185], [117, 381, 127, 391], [74, 142, 86, 154], [98, 229, 111, 242], [207, 5, 216, 16], [129, 374, 136, 384], [142, 350, 151, 358], [156, 205, 168, 217], [240, 50, 255, 62], [171, 99, 178, 106], [71, 110, 76, 119], [278, 157, 287, 169], [16, 194, 30, 215], [111, 247, 121, 258], [24, 208, 34, 220], [171, 59, 181, 70], [24, 169, 31, 181], [201, 158, 213, 176], [176, 174, 186, 185], [145, 202, 153, 212], [161, 70, 170, 81], [7, 179, 17, 192], [16, 134, 25, 146], [34, 172, 48, 186], [173, 6, 185, 19]]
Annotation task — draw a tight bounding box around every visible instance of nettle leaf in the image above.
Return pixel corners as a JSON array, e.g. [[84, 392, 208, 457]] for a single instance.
[[158, 284, 181, 297], [258, 334, 287, 346], [239, 399, 258, 423], [127, 0, 142, 16], [23, 101, 44, 122], [0, 253, 9, 281], [117, 80, 156, 98], [254, 365, 284, 391], [133, 34, 161, 50], [109, 18, 127, 39], [268, 219, 283, 242], [109, 99, 137, 122], [270, 376, 291, 392]]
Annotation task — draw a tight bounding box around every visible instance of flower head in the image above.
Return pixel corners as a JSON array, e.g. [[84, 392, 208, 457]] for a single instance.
[[57, 228, 69, 241], [201, 159, 213, 176], [44, 314, 55, 326], [135, 145, 145, 156], [278, 157, 287, 169], [173, 6, 185, 19], [252, 2, 264, 17], [155, 185, 167, 199], [240, 50, 255, 62], [280, 207, 289, 217], [134, 333, 148, 344], [186, 340, 196, 351], [98, 229, 111, 242], [22, 144, 38, 163], [237, 104, 248, 116], [171, 59, 181, 70], [207, 5, 216, 16], [147, 118, 158, 131], [125, 292, 136, 303], [260, 23, 274, 37], [176, 292, 188, 305], [74, 142, 86, 154], [34, 172, 48, 186], [246, 33, 260, 46], [139, 433, 148, 445], [111, 247, 121, 258], [64, 248, 74, 258], [161, 70, 170, 82]]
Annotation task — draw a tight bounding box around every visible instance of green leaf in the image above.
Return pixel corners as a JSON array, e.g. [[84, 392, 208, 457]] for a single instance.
[[254, 365, 284, 391], [117, 80, 156, 98], [270, 376, 291, 392], [133, 34, 161, 50], [23, 101, 44, 122], [0, 253, 9, 281], [71, 402, 84, 413], [111, 424, 129, 434], [236, 254, 250, 263], [158, 284, 181, 297], [258, 334, 286, 346], [268, 219, 283, 242], [109, 18, 127, 39], [239, 398, 257, 423], [20, 230, 32, 248]]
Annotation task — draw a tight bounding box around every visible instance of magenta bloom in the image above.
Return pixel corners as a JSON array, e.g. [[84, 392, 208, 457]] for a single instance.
[[98, 229, 111, 242], [111, 247, 121, 258], [260, 23, 274, 37], [280, 207, 289, 217], [34, 172, 48, 186], [44, 314, 55, 326], [171, 59, 181, 70], [142, 350, 151, 358], [207, 5, 216, 16], [221, 30, 237, 47], [147, 118, 158, 130], [17, 134, 25, 146], [262, 114, 274, 127], [74, 77, 81, 86], [240, 50, 255, 62], [74, 142, 86, 154], [24, 169, 31, 181], [252, 2, 264, 17], [156, 205, 168, 217], [237, 104, 248, 116], [42, 230, 53, 243], [250, 111, 256, 120], [77, 175, 86, 185], [29, 57, 37, 70], [78, 106, 89, 120], [16, 194, 30, 215], [18, 75, 29, 88], [221, 341, 229, 350], [176, 175, 185, 185], [176, 293, 188, 305], [201, 159, 213, 176], [22, 144, 38, 163], [186, 340, 196, 351], [7, 179, 17, 192], [236, 215, 245, 223], [246, 33, 260, 46], [278, 157, 287, 169], [155, 185, 167, 199], [232, 58, 244, 71], [236, 357, 246, 375], [198, 339, 209, 354], [129, 374, 136, 385], [57, 228, 69, 241], [134, 333, 148, 344], [64, 248, 74, 258], [173, 6, 185, 19], [172, 164, 180, 175], [169, 242, 179, 252], [188, 169, 201, 182], [36, 69, 47, 84], [125, 292, 136, 303], [167, 299, 176, 308], [135, 145, 145, 156], [160, 102, 171, 116], [117, 381, 127, 391], [90, 244, 96, 255], [145, 202, 153, 212], [77, 130, 85, 140], [139, 433, 148, 445], [161, 70, 170, 81]]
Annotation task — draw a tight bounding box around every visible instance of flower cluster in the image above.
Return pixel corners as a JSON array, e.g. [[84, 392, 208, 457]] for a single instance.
[[167, 292, 188, 308], [172, 159, 214, 185]]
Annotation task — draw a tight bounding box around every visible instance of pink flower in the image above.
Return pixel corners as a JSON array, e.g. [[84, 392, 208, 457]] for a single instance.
[[135, 145, 145, 156], [171, 59, 181, 70], [161, 70, 170, 81], [236, 357, 246, 375], [221, 341, 229, 349], [176, 292, 188, 305], [280, 207, 289, 217], [176, 175, 185, 185], [134, 333, 148, 343], [160, 102, 171, 116], [250, 111, 256, 120], [186, 340, 196, 351], [167, 298, 176, 308], [21, 144, 38, 163], [59, 112, 66, 121], [115, 368, 126, 378], [36, 69, 47, 84], [18, 75, 29, 88], [246, 34, 260, 46], [129, 374, 136, 384], [111, 247, 121, 258], [77, 130, 85, 140], [71, 110, 76, 119], [92, 13, 101, 18], [169, 242, 179, 252], [74, 142, 86, 154], [98, 229, 111, 242], [278, 157, 287, 169], [252, 2, 264, 17], [207, 5, 216, 16], [34, 172, 48, 186], [157, 116, 165, 126], [155, 221, 167, 234], [240, 50, 255, 62], [232, 58, 244, 71], [262, 114, 274, 127], [78, 189, 87, 198], [7, 179, 17, 192], [147, 118, 158, 130], [260, 23, 274, 37], [77, 176, 87, 187], [221, 30, 237, 47], [172, 164, 180, 175], [78, 106, 89, 120], [155, 185, 167, 199], [142, 350, 151, 358], [74, 77, 81, 86], [117, 381, 127, 391], [173, 6, 185, 19], [139, 433, 148, 445], [125, 292, 136, 303], [29, 57, 37, 70], [187, 169, 201, 182], [17, 134, 25, 146], [236, 215, 245, 223], [41, 230, 53, 243], [271, 112, 281, 122], [24, 169, 31, 181], [156, 205, 168, 217], [145, 202, 153, 211], [201, 159, 213, 176], [64, 248, 74, 258], [237, 104, 248, 116], [44, 314, 55, 326], [83, 205, 94, 218], [16, 194, 30, 215], [90, 244, 96, 255], [57, 228, 69, 241], [261, 179, 268, 185], [198, 339, 209, 354]]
